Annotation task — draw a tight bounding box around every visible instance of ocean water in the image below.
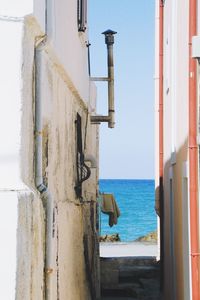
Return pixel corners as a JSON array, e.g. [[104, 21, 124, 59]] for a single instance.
[[99, 179, 157, 242]]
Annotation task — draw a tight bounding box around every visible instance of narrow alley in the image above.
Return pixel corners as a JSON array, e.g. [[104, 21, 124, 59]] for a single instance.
[[100, 256, 160, 300], [1, 0, 200, 299]]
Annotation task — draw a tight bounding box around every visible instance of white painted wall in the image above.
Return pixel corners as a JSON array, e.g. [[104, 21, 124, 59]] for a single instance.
[[0, 14, 44, 300], [0, 0, 32, 17], [0, 193, 18, 300], [34, 0, 90, 102], [155, 0, 191, 300], [155, 0, 191, 299], [0, 20, 24, 190], [0, 19, 24, 300]]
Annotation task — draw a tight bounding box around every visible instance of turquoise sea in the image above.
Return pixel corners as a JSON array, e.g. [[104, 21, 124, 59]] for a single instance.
[[99, 179, 157, 242]]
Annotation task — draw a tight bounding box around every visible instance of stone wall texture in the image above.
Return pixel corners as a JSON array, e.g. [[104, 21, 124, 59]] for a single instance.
[[17, 15, 99, 300]]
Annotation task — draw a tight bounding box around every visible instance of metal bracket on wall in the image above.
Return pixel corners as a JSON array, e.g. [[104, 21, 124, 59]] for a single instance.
[[74, 113, 91, 200]]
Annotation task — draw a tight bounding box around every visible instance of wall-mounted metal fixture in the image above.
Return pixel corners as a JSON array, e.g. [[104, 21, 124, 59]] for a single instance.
[[77, 0, 87, 32], [75, 113, 91, 199], [86, 41, 91, 76], [84, 154, 97, 168], [90, 29, 117, 128]]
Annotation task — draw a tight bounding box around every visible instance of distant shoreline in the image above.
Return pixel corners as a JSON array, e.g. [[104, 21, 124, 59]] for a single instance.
[[99, 179, 156, 242], [100, 231, 157, 244], [99, 178, 155, 181]]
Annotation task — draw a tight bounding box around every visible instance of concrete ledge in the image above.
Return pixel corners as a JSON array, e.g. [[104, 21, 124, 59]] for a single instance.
[[100, 242, 158, 258]]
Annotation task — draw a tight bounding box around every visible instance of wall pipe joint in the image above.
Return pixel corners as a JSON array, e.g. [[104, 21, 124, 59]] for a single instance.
[[90, 29, 117, 129]]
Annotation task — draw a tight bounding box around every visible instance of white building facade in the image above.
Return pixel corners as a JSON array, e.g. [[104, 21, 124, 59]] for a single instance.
[[0, 1, 100, 299], [155, 0, 200, 299]]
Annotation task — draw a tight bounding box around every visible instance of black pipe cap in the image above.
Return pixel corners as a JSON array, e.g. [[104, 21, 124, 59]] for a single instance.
[[102, 29, 117, 35], [102, 29, 117, 45]]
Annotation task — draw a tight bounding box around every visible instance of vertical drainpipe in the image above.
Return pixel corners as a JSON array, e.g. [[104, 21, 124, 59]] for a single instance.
[[159, 0, 164, 291], [189, 0, 200, 299], [35, 38, 54, 300]]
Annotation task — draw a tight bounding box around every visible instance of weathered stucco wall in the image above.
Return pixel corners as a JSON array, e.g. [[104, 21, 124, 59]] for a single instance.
[[16, 192, 45, 300], [19, 15, 99, 300]]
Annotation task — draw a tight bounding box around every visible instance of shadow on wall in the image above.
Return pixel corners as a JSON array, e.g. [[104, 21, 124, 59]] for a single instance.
[[156, 139, 189, 300]]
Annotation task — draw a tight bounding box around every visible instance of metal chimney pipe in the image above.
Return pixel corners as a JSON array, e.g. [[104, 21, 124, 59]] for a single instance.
[[90, 29, 117, 128], [103, 29, 116, 128]]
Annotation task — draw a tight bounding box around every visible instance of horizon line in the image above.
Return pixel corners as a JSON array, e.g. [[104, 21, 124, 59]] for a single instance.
[[99, 178, 155, 180]]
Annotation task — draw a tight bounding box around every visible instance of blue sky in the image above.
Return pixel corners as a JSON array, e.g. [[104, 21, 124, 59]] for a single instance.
[[89, 1, 155, 179]]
